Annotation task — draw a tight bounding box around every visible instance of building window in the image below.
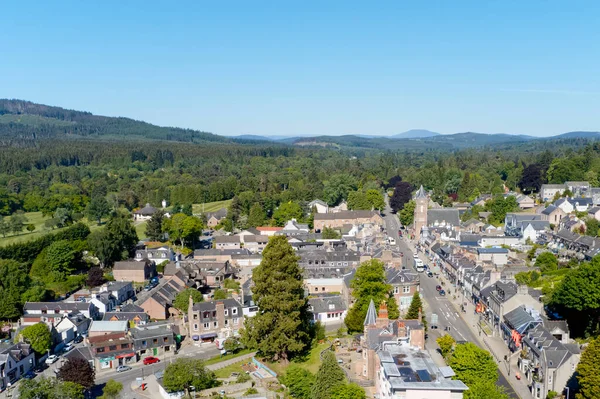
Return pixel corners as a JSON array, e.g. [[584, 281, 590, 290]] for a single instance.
[[163, 337, 169, 343], [213, 321, 218, 328], [193, 324, 198, 331], [315, 287, 319, 292], [193, 314, 198, 320], [153, 339, 158, 344], [97, 347, 105, 353], [225, 319, 229, 326], [233, 318, 239, 325], [403, 286, 410, 294], [203, 322, 209, 329], [394, 287, 399, 294], [224, 309, 228, 316], [109, 345, 117, 351], [322, 287, 325, 291], [121, 344, 129, 349], [232, 308, 238, 315]]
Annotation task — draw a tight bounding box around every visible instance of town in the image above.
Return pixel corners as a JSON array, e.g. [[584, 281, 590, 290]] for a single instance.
[[2, 175, 600, 399]]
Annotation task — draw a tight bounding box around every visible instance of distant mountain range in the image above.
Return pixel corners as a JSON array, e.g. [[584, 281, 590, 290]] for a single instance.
[[1, 99, 598, 150], [392, 129, 441, 138]]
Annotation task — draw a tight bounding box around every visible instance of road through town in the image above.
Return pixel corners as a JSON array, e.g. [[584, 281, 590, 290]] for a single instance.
[[382, 200, 519, 398]]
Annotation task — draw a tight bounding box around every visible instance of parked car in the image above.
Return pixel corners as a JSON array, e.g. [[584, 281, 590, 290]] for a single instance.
[[23, 371, 35, 380], [143, 356, 160, 365], [427, 272, 433, 278], [74, 335, 84, 344], [63, 344, 74, 353], [116, 365, 132, 373], [439, 289, 446, 296], [45, 355, 59, 364], [435, 285, 442, 291]]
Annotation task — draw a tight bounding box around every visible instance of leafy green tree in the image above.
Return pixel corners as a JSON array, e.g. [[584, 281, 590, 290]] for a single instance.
[[347, 191, 370, 210], [272, 201, 303, 227], [247, 202, 266, 227], [20, 323, 52, 354], [314, 321, 326, 341], [242, 236, 312, 362], [163, 358, 218, 395], [463, 379, 510, 399], [19, 377, 85, 399], [181, 203, 193, 216], [86, 196, 111, 224], [405, 291, 423, 319], [87, 211, 138, 267], [223, 337, 243, 353], [323, 174, 358, 205], [535, 252, 558, 273], [98, 379, 123, 399], [586, 218, 600, 237], [485, 195, 519, 225], [345, 259, 398, 332], [163, 213, 203, 248], [330, 383, 366, 399], [26, 223, 36, 233], [21, 284, 49, 302], [173, 288, 203, 313], [436, 334, 455, 359], [213, 288, 228, 300], [9, 212, 27, 234], [576, 337, 600, 399], [145, 210, 165, 241], [550, 257, 600, 337], [45, 240, 77, 279], [448, 343, 498, 386], [282, 365, 314, 399], [223, 278, 240, 290], [322, 227, 341, 239], [0, 215, 9, 237], [311, 351, 346, 399], [53, 207, 72, 227], [366, 189, 385, 210], [399, 200, 415, 226], [57, 358, 95, 390]]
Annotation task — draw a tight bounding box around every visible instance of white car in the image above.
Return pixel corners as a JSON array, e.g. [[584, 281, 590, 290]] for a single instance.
[[45, 355, 59, 364], [388, 238, 396, 245]]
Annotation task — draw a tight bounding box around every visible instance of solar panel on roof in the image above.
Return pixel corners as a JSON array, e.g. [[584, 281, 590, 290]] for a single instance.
[[416, 369, 432, 382]]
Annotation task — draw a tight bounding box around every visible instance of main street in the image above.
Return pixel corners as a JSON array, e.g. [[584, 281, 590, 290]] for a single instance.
[[382, 200, 519, 398]]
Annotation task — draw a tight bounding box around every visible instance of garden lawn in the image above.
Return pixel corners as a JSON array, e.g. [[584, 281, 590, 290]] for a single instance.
[[0, 212, 102, 247], [213, 360, 248, 379], [265, 342, 330, 376], [192, 200, 232, 214]]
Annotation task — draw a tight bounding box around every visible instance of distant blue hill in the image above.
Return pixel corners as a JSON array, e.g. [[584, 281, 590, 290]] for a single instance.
[[392, 129, 441, 138], [551, 131, 600, 140]]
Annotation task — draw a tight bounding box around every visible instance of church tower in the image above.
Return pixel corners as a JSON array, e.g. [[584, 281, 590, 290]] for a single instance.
[[414, 185, 428, 241]]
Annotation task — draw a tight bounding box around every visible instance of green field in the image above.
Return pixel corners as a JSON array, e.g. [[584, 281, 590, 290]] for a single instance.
[[192, 199, 232, 214], [0, 211, 102, 247], [134, 220, 148, 240], [265, 342, 330, 376]]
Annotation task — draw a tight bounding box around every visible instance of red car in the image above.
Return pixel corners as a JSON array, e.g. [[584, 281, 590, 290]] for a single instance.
[[143, 356, 160, 365]]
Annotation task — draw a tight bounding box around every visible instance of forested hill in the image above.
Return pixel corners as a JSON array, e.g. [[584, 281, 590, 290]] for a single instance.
[[0, 99, 232, 145]]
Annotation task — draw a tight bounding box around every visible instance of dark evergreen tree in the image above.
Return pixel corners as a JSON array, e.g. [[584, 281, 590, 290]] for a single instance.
[[145, 210, 165, 241], [311, 351, 346, 399], [405, 291, 423, 320], [242, 236, 312, 362]]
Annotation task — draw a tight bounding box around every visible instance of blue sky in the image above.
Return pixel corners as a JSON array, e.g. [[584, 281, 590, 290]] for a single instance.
[[1, 1, 598, 137]]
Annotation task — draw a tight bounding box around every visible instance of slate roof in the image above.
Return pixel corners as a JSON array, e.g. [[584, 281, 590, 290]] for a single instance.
[[386, 269, 418, 285], [114, 261, 148, 271], [415, 185, 427, 199], [542, 205, 559, 215], [427, 209, 460, 226], [24, 302, 93, 312], [134, 203, 158, 215], [364, 299, 377, 326], [244, 235, 269, 243], [206, 208, 228, 219], [588, 206, 600, 214], [477, 248, 509, 254], [314, 211, 380, 220], [522, 221, 550, 231], [215, 235, 241, 244], [504, 306, 541, 333], [191, 298, 242, 313], [130, 321, 174, 340], [459, 233, 481, 247], [308, 296, 347, 314], [103, 312, 150, 323]]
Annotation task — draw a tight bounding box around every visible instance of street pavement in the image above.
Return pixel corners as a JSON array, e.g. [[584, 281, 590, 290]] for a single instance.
[[381, 200, 521, 398]]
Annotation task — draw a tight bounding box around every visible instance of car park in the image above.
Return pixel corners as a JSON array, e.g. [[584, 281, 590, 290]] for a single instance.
[[143, 356, 160, 365], [116, 365, 132, 372]]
